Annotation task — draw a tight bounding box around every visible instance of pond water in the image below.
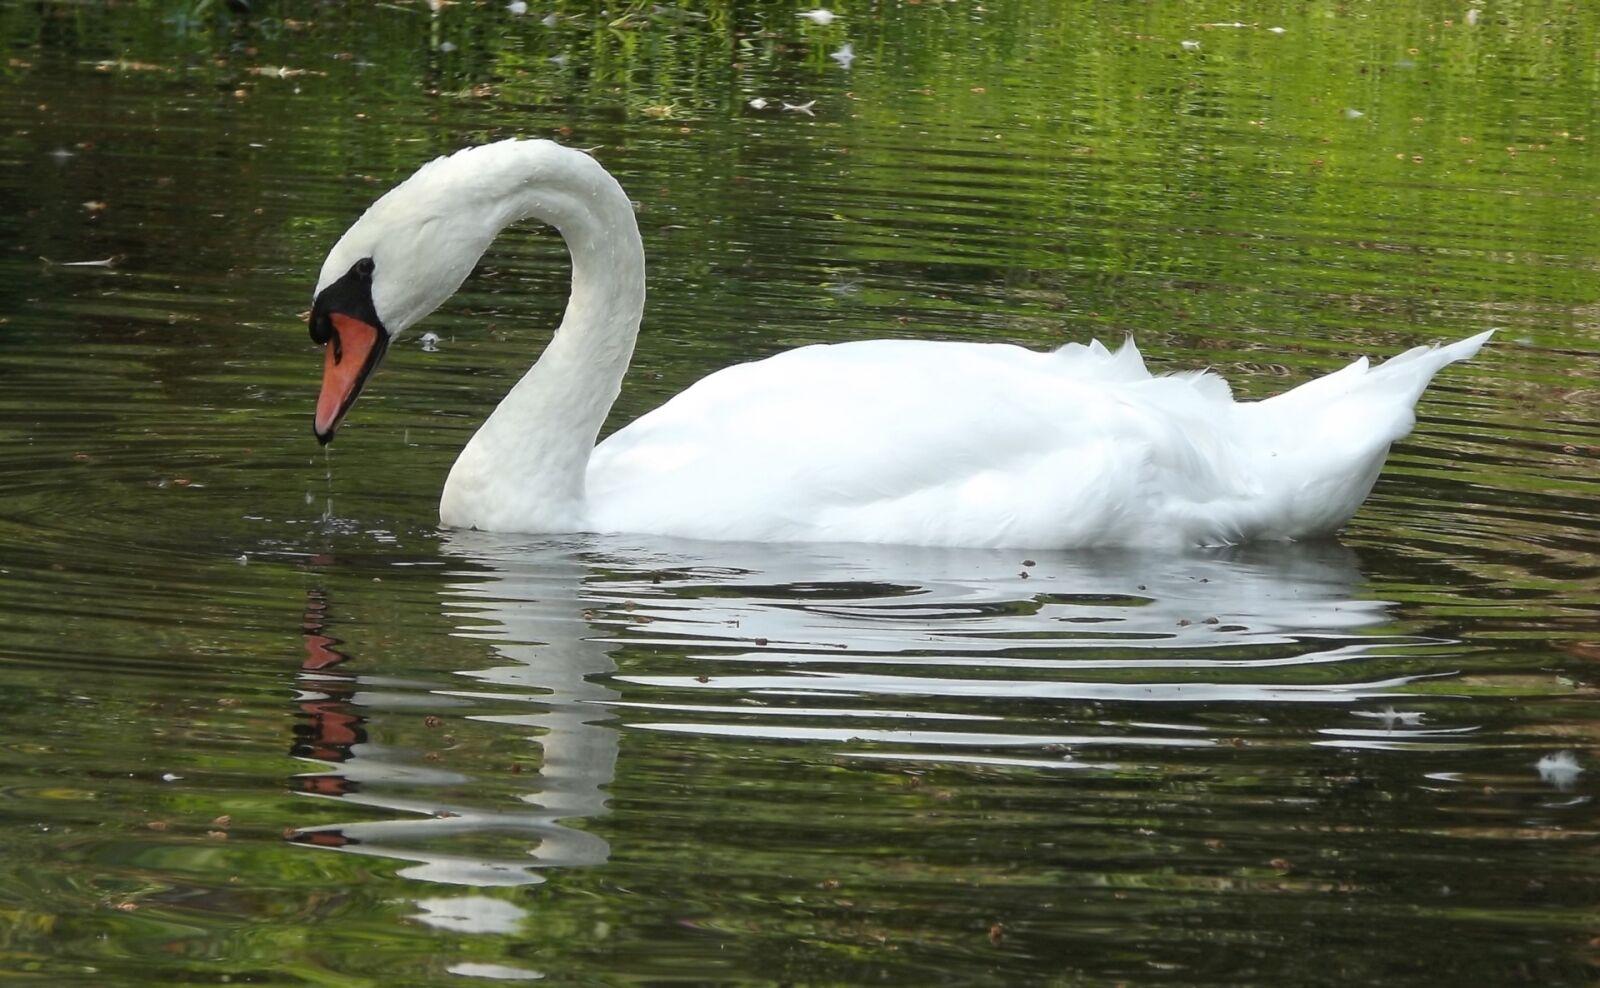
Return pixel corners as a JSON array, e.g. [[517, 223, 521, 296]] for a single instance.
[[1, 1, 1598, 984]]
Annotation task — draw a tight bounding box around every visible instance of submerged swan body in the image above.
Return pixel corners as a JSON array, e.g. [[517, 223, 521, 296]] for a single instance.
[[307, 139, 1490, 549]]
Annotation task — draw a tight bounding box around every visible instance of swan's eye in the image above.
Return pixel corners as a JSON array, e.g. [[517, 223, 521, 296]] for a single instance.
[[355, 257, 375, 278]]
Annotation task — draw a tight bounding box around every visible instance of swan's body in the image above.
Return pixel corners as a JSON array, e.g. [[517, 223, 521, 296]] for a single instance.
[[309, 139, 1490, 549]]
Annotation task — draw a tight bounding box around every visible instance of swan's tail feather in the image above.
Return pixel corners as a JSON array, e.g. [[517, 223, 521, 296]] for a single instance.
[[1228, 330, 1491, 542], [1260, 329, 1492, 415], [1363, 328, 1494, 404]]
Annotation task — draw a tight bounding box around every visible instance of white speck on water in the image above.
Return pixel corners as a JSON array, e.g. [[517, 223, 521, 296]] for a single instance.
[[1466, 8, 1481, 26], [1180, 39, 1201, 51], [830, 43, 855, 68], [1537, 751, 1583, 789], [1344, 107, 1365, 119], [420, 331, 442, 352], [748, 97, 769, 109], [1353, 706, 1424, 730], [542, 12, 559, 27], [507, 0, 527, 13], [236, 554, 249, 565], [782, 99, 817, 116], [549, 53, 569, 66], [161, 773, 182, 782], [48, 148, 76, 164], [438, 41, 457, 53], [1267, 26, 1286, 34], [798, 8, 838, 25]]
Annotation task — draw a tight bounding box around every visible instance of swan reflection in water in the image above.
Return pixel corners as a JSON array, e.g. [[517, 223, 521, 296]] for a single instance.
[[289, 542, 618, 890], [286, 535, 1429, 899]]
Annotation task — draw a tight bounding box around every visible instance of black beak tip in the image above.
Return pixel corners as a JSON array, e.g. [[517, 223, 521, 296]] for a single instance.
[[315, 425, 335, 446]]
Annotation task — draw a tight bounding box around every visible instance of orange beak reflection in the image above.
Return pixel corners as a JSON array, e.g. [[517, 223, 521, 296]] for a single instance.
[[314, 313, 388, 444]]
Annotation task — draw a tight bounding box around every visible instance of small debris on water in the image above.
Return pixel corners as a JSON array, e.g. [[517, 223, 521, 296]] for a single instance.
[[1537, 750, 1583, 789], [420, 330, 441, 351], [1180, 39, 1201, 51], [782, 100, 816, 116], [798, 8, 838, 25], [830, 43, 854, 68]]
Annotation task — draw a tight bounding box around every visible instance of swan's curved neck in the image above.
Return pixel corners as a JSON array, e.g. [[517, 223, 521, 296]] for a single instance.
[[439, 150, 645, 532]]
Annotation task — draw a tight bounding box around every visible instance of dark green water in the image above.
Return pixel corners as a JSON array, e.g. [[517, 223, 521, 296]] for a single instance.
[[1, 1, 1597, 984]]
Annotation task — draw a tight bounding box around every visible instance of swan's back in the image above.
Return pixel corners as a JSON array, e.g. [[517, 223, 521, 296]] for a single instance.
[[590, 338, 1241, 547]]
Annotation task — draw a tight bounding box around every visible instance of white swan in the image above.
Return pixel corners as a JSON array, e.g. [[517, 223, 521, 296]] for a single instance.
[[308, 139, 1491, 549]]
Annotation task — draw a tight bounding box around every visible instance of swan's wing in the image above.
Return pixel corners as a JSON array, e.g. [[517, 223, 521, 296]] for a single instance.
[[587, 339, 1247, 547]]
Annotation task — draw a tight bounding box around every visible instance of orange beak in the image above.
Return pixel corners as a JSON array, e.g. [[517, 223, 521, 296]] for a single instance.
[[314, 312, 388, 444]]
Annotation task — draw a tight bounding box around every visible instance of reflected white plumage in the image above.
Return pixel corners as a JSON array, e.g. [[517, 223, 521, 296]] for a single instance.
[[308, 139, 1491, 548]]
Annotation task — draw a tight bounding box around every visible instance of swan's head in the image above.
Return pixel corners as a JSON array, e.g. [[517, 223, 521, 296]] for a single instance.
[[308, 178, 472, 445], [307, 144, 506, 444], [308, 138, 637, 444]]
